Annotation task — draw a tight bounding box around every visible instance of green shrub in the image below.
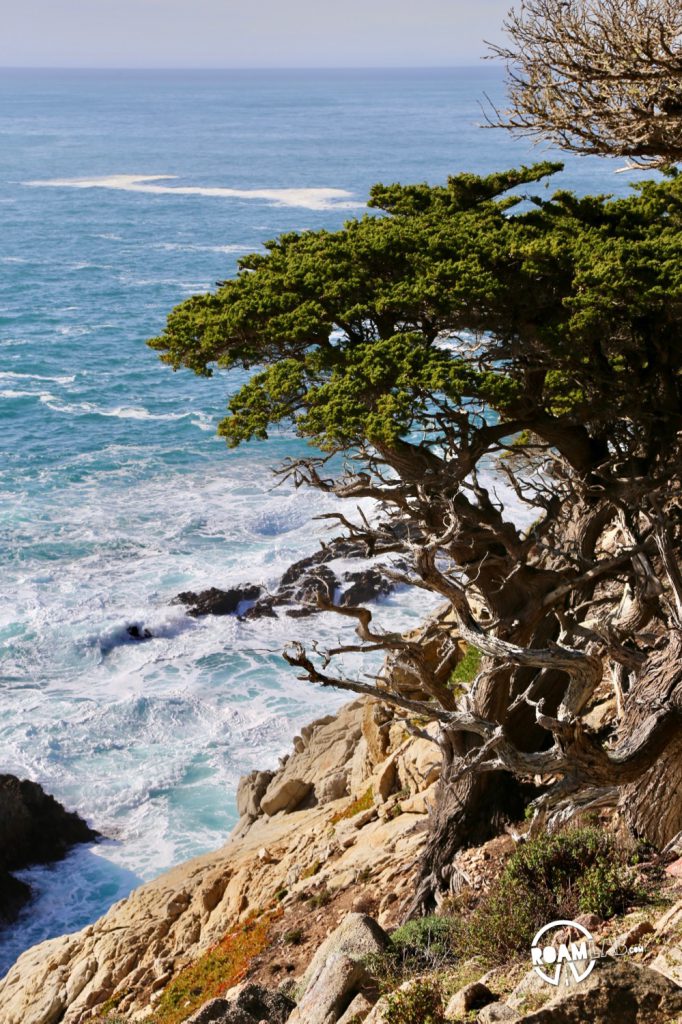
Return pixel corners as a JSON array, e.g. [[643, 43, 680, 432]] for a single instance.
[[391, 916, 457, 959], [366, 916, 458, 987], [457, 825, 641, 964], [384, 979, 445, 1024], [309, 888, 332, 908], [448, 645, 482, 691]]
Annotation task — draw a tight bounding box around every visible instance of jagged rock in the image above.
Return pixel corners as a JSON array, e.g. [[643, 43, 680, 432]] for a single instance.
[[0, 700, 431, 1024], [260, 779, 312, 817], [296, 913, 389, 1001], [237, 771, 276, 819], [349, 738, 372, 796], [514, 958, 682, 1023], [260, 705, 363, 818], [0, 775, 99, 923], [315, 771, 349, 806], [236, 983, 296, 1023], [336, 992, 375, 1024], [372, 757, 396, 803], [340, 568, 392, 607], [175, 585, 262, 617], [241, 597, 278, 620], [286, 565, 338, 608], [361, 701, 392, 768], [395, 731, 441, 794], [184, 1000, 254, 1024], [289, 953, 372, 1024], [444, 980, 495, 1018], [0, 873, 31, 925], [184, 984, 294, 1024]]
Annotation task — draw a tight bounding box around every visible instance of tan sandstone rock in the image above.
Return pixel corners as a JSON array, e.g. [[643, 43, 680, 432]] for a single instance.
[[0, 700, 436, 1024]]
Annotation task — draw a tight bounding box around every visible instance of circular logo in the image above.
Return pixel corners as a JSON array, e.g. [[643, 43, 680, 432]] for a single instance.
[[531, 919, 596, 986]]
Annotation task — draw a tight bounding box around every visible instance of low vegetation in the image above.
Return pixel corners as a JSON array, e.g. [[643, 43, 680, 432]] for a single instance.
[[146, 909, 279, 1024], [384, 979, 445, 1024], [330, 787, 374, 825], [460, 824, 643, 963], [368, 824, 648, 994]]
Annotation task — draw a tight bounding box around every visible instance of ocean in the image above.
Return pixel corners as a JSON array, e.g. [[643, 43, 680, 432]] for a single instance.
[[0, 67, 635, 974]]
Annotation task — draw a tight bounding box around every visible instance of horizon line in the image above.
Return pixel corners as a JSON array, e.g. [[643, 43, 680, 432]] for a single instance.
[[0, 62, 495, 72]]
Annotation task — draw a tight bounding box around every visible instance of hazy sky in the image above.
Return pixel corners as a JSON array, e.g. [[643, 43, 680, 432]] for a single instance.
[[2, 0, 510, 68]]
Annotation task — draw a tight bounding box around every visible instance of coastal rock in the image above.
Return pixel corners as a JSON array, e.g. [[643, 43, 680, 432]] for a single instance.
[[236, 983, 295, 1023], [0, 700, 429, 1024], [444, 980, 495, 1018], [0, 873, 31, 925], [260, 779, 313, 817], [340, 568, 392, 607], [296, 913, 389, 1000], [513, 958, 682, 1023], [237, 771, 276, 819], [258, 704, 363, 819], [126, 623, 154, 640], [187, 984, 295, 1024], [175, 585, 262, 617], [0, 775, 99, 923], [191, 538, 399, 622], [289, 953, 372, 1024]]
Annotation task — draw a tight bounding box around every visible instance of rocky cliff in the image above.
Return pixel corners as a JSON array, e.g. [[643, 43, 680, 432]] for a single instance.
[[0, 698, 440, 1024]]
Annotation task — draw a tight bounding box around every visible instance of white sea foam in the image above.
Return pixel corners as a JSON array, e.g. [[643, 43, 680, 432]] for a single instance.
[[0, 370, 76, 384], [24, 174, 360, 211], [38, 394, 211, 426], [153, 242, 259, 254]]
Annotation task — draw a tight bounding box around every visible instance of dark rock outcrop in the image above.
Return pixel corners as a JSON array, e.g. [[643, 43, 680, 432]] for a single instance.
[[185, 983, 295, 1024], [340, 568, 392, 607], [174, 585, 262, 617], [175, 536, 400, 623], [0, 775, 99, 924], [127, 624, 153, 640]]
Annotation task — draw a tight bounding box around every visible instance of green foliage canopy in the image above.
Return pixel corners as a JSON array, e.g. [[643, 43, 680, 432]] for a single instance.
[[150, 164, 682, 477]]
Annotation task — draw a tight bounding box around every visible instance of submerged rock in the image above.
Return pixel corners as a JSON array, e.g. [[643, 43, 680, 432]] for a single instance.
[[0, 775, 99, 923]]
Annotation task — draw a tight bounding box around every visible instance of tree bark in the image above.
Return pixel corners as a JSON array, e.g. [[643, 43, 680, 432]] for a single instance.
[[622, 635, 682, 848]]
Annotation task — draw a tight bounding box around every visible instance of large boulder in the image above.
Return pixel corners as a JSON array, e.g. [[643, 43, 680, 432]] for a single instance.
[[260, 778, 313, 817], [295, 913, 389, 1003], [512, 958, 682, 1023], [288, 953, 372, 1024], [0, 775, 99, 923], [185, 984, 294, 1024], [236, 771, 276, 819], [259, 705, 364, 818]]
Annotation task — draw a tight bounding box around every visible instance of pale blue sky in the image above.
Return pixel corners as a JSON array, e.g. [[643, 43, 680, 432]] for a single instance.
[[2, 0, 510, 68]]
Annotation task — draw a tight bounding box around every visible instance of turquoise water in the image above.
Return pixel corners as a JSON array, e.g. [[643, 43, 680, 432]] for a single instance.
[[0, 68, 634, 972]]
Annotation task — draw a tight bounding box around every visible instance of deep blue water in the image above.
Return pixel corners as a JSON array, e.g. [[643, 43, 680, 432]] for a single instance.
[[0, 67, 636, 973]]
